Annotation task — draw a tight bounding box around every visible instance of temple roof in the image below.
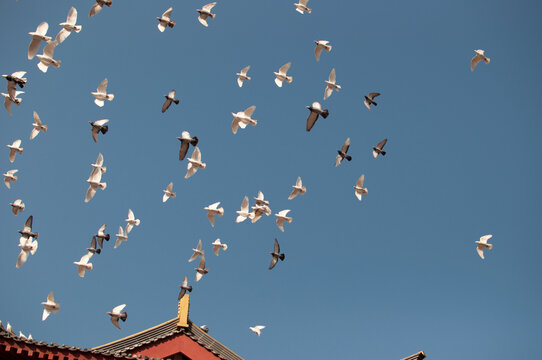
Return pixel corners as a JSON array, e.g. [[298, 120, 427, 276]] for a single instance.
[[93, 318, 244, 360]]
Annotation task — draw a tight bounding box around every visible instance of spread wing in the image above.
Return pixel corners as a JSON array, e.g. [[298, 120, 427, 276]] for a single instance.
[[28, 38, 41, 60], [341, 138, 350, 153], [24, 215, 33, 232], [202, 2, 217, 12], [314, 44, 323, 61], [162, 7, 173, 19], [279, 62, 291, 75], [306, 111, 318, 132], [356, 174, 365, 188], [368, 92, 380, 100], [179, 140, 189, 160], [244, 105, 256, 117], [67, 7, 78, 24], [471, 54, 483, 71], [89, 3, 103, 18], [36, 22, 49, 36], [43, 41, 56, 58], [97, 78, 108, 93], [376, 139, 387, 149], [240, 66, 250, 75], [329, 68, 336, 83], [112, 304, 126, 314]]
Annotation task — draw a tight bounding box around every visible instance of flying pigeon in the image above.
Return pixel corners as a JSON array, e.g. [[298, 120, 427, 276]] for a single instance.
[[306, 101, 329, 131], [89, 119, 109, 143], [16, 236, 38, 268], [41, 292, 60, 321], [232, 105, 257, 134], [288, 176, 306, 200], [9, 199, 25, 216], [36, 41, 61, 73], [55, 7, 82, 44], [294, 0, 312, 14], [163, 182, 176, 202], [274, 62, 293, 87], [205, 202, 224, 227], [95, 224, 110, 248], [185, 147, 206, 178], [364, 92, 380, 110], [197, 2, 217, 27], [254, 191, 270, 207], [28, 22, 52, 60], [476, 235, 493, 259], [249, 325, 266, 336], [91, 78, 114, 107], [114, 226, 128, 249], [236, 196, 254, 223], [2, 71, 27, 101], [236, 66, 251, 87], [354, 174, 368, 201], [7, 140, 23, 163], [194, 255, 209, 282], [212, 238, 228, 256], [125, 209, 140, 234], [178, 276, 193, 300], [30, 111, 47, 140], [177, 131, 199, 160], [335, 137, 352, 167], [372, 139, 387, 159], [324, 68, 341, 100], [108, 304, 127, 329], [157, 7, 175, 32], [314, 40, 331, 61], [3, 169, 18, 189], [91, 153, 107, 173], [73, 252, 93, 278], [85, 167, 107, 202], [251, 204, 271, 223], [471, 50, 490, 71], [200, 325, 209, 333], [275, 210, 292, 232], [2, 91, 23, 115], [269, 238, 285, 270], [87, 236, 101, 254], [89, 0, 113, 18], [18, 215, 38, 239], [162, 90, 179, 113], [188, 239, 204, 262]]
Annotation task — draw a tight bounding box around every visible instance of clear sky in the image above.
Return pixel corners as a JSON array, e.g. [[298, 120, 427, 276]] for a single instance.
[[1, 1, 541, 359]]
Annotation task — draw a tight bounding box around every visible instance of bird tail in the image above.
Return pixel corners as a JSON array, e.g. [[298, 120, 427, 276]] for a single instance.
[[52, 60, 62, 69], [42, 125, 48, 132], [218, 208, 224, 217], [487, 244, 493, 250], [96, 248, 102, 254], [101, 166, 107, 173], [100, 125, 109, 134], [30, 240, 38, 255], [345, 155, 352, 161], [484, 57, 490, 64], [107, 94, 115, 101], [286, 76, 293, 83], [169, 21, 176, 28], [381, 151, 386, 156], [210, 13, 216, 18], [190, 137, 199, 146], [100, 182, 107, 190], [173, 99, 180, 105], [170, 193, 176, 198], [306, 7, 312, 13], [121, 312, 127, 321], [223, 244, 228, 251], [88, 263, 93, 271], [200, 163, 207, 169], [135, 219, 141, 226], [104, 234, 110, 241], [326, 45, 332, 52], [279, 254, 285, 261], [321, 110, 329, 119], [373, 101, 378, 106], [75, 25, 82, 32]]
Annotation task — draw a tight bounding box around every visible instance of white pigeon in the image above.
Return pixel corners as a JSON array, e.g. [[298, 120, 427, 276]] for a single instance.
[[30, 111, 47, 140], [471, 49, 490, 71], [188, 239, 204, 262], [476, 234, 493, 259], [108, 304, 127, 330], [3, 169, 18, 189], [91, 153, 107, 173], [294, 0, 312, 14], [2, 91, 24, 115], [73, 252, 93, 278], [16, 236, 38, 268], [249, 325, 265, 336], [232, 105, 257, 134], [314, 40, 332, 61], [28, 22, 52, 60], [197, 2, 217, 27], [162, 182, 176, 202], [288, 176, 306, 200], [205, 202, 224, 227], [7, 140, 23, 163], [236, 196, 254, 223], [125, 209, 140, 234], [114, 226, 128, 248], [85, 167, 107, 202], [274, 62, 293, 87], [91, 78, 114, 107], [185, 147, 206, 178], [275, 210, 293, 232], [236, 66, 251, 87], [55, 7, 82, 44], [212, 238, 228, 256], [194, 255, 208, 282], [354, 174, 368, 201], [162, 90, 179, 113], [9, 199, 25, 216], [36, 41, 61, 73], [251, 204, 271, 223], [89, 0, 113, 18], [324, 68, 341, 100], [41, 291, 60, 321], [157, 7, 175, 32]]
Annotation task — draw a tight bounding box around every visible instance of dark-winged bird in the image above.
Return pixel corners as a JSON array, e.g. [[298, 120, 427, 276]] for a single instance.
[[18, 215, 38, 239], [95, 224, 110, 249], [89, 119, 109, 143], [2, 71, 27, 101], [269, 238, 285, 270], [177, 131, 198, 160], [162, 90, 179, 113], [108, 304, 127, 330], [364, 92, 380, 110], [335, 137, 352, 167], [372, 139, 387, 159], [306, 101, 329, 131], [178, 276, 193, 300], [87, 236, 101, 254]]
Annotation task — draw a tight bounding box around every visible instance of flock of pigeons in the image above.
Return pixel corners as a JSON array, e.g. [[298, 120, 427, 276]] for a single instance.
[[2, 0, 495, 343]]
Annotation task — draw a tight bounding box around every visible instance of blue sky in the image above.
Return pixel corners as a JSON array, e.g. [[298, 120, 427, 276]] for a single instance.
[[1, 0, 541, 359]]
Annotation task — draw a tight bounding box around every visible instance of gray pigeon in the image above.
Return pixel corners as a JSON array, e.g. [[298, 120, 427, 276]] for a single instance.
[[18, 215, 38, 239], [162, 90, 179, 113], [178, 276, 193, 300], [87, 236, 101, 254], [95, 224, 110, 249], [372, 139, 387, 159], [177, 131, 199, 160], [335, 137, 352, 167], [306, 102, 329, 132], [364, 92, 380, 110], [269, 238, 285, 270]]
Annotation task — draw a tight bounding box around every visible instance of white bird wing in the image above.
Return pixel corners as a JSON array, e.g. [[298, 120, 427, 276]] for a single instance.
[[244, 105, 256, 117], [98, 224, 106, 234], [166, 182, 173, 192], [479, 234, 493, 244], [55, 28, 71, 44], [279, 62, 291, 75], [237, 77, 244, 88], [97, 78, 108, 93], [79, 252, 93, 264], [67, 7, 78, 24], [240, 196, 249, 212], [207, 212, 216, 226], [357, 174, 365, 188], [476, 245, 485, 259], [299, 0, 309, 6], [202, 2, 217, 12], [42, 308, 51, 321], [288, 188, 298, 200], [185, 164, 198, 178], [192, 147, 202, 162], [127, 209, 135, 220], [112, 304, 126, 314], [43, 41, 56, 58], [158, 22, 166, 32], [27, 38, 41, 60], [36, 22, 49, 36], [213, 245, 220, 256], [296, 176, 302, 187], [240, 66, 250, 75], [232, 118, 240, 134], [47, 291, 55, 303], [208, 202, 220, 210], [33, 111, 41, 125], [85, 185, 97, 202], [12, 71, 26, 78], [195, 271, 203, 282], [334, 154, 342, 167], [89, 167, 103, 182], [16, 249, 29, 268], [89, 3, 103, 18], [95, 153, 104, 166], [162, 7, 173, 20], [329, 68, 336, 83], [278, 209, 291, 217], [315, 44, 323, 61], [198, 14, 209, 27], [324, 86, 333, 100], [93, 119, 109, 127], [470, 54, 483, 71]]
